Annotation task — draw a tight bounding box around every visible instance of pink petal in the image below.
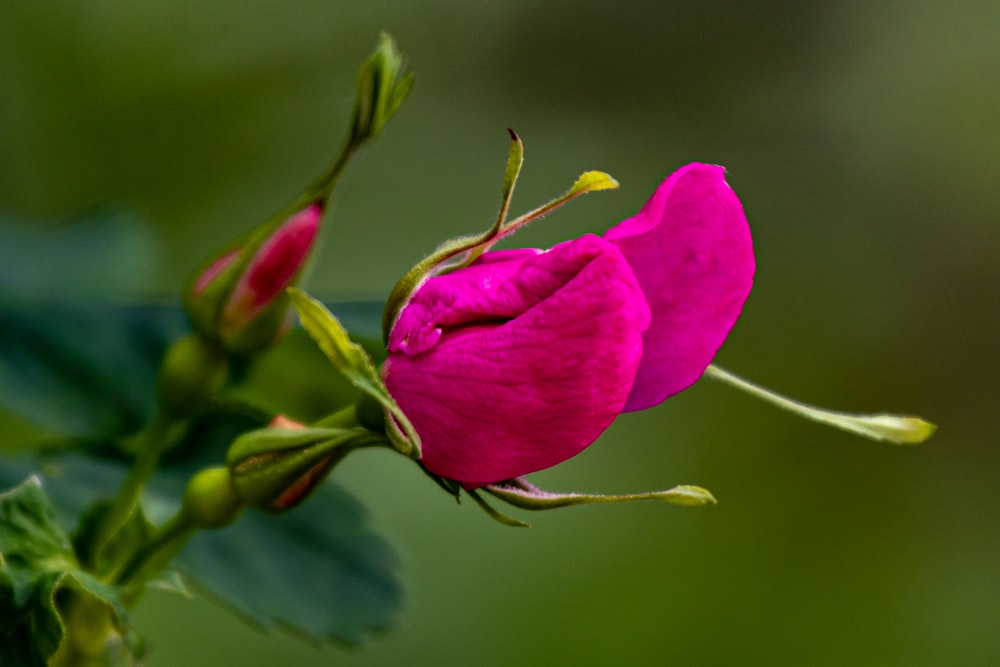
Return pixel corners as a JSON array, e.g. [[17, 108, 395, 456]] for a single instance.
[[385, 235, 650, 487], [193, 248, 240, 296], [605, 163, 755, 411], [221, 203, 322, 334]]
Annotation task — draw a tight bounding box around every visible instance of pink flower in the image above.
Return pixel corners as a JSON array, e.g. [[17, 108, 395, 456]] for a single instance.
[[383, 163, 755, 488]]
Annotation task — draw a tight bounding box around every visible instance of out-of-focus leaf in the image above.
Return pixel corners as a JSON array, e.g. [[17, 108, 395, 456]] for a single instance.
[[0, 405, 403, 645], [0, 303, 186, 438], [0, 301, 384, 440], [0, 208, 158, 299], [0, 476, 134, 664], [179, 481, 402, 644], [0, 569, 60, 666], [73, 499, 155, 577], [0, 476, 77, 604]]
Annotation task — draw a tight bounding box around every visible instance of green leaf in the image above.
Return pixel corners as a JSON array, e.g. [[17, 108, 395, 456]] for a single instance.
[[179, 483, 402, 644], [0, 208, 158, 300], [0, 570, 61, 666], [0, 477, 135, 664], [0, 303, 186, 439], [0, 301, 385, 441], [0, 408, 403, 646], [0, 300, 401, 644], [289, 289, 421, 458], [0, 478, 69, 665], [0, 477, 77, 605]]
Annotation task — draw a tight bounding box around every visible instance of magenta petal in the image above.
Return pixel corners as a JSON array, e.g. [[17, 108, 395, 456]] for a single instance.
[[605, 163, 755, 411], [385, 235, 650, 487], [221, 203, 322, 333]]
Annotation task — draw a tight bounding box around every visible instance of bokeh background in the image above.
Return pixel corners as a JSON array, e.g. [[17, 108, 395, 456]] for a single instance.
[[1, 1, 998, 665]]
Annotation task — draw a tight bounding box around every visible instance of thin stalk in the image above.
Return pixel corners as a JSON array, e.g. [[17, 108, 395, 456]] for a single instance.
[[704, 364, 936, 444], [112, 511, 195, 587], [87, 413, 185, 567]]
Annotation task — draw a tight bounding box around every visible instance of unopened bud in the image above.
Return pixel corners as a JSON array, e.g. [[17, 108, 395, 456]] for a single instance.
[[226, 421, 384, 513], [181, 466, 244, 529], [350, 32, 414, 147], [185, 202, 323, 354], [157, 333, 229, 420]]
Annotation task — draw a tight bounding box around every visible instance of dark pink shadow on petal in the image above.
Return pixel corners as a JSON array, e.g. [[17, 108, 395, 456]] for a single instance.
[[605, 163, 755, 412]]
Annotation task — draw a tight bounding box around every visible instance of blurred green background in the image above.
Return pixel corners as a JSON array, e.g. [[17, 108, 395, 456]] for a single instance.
[[1, 1, 997, 665]]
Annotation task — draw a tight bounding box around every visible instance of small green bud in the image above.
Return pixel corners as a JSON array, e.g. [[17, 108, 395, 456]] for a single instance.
[[157, 333, 229, 419], [227, 418, 386, 513], [181, 466, 244, 529]]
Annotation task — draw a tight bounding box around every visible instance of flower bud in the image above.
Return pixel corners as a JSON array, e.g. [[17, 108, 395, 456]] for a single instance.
[[184, 202, 323, 354], [226, 419, 385, 513], [349, 32, 414, 147], [157, 333, 229, 420], [181, 466, 244, 529]]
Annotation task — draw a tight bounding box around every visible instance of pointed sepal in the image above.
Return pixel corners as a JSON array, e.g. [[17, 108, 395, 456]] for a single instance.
[[705, 365, 937, 444], [288, 289, 421, 458]]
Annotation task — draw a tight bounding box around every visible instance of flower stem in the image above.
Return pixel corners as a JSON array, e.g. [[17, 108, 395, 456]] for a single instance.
[[87, 412, 185, 568], [112, 511, 196, 587], [704, 364, 936, 444]]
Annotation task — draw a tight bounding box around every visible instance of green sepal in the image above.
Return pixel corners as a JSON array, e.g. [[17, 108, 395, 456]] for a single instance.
[[465, 488, 529, 528], [381, 129, 525, 341], [496, 168, 619, 238], [227, 425, 389, 512], [288, 288, 421, 458], [380, 131, 619, 341], [416, 463, 463, 501], [704, 364, 937, 444], [483, 477, 717, 514]]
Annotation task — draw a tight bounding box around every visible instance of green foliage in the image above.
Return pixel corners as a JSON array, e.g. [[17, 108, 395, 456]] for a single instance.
[[0, 477, 133, 664], [0, 209, 157, 301], [0, 297, 403, 647]]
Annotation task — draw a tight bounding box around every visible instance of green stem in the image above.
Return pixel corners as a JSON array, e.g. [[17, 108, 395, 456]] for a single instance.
[[112, 511, 195, 587], [87, 413, 185, 568], [288, 138, 360, 214]]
